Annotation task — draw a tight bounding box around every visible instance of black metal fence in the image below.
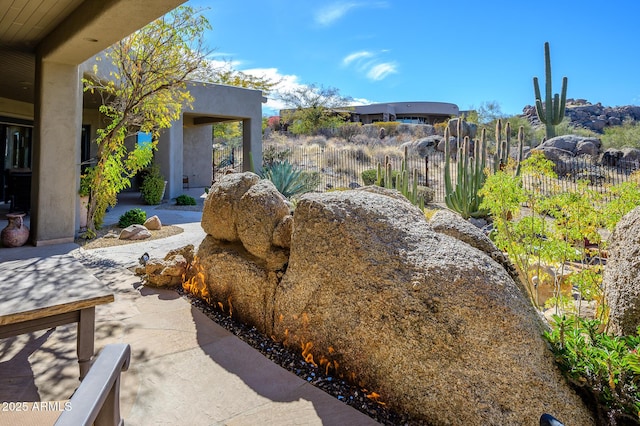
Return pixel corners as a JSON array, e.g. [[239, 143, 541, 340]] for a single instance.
[[212, 144, 639, 203]]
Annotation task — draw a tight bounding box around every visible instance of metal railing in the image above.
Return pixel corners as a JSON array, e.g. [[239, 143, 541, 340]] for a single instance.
[[212, 145, 638, 203]]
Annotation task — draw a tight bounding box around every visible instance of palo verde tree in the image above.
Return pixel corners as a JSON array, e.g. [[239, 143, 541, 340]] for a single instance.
[[82, 6, 210, 236], [279, 84, 353, 135]]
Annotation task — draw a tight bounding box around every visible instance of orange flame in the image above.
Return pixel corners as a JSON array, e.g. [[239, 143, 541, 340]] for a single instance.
[[301, 341, 317, 366], [366, 391, 386, 406], [182, 257, 211, 303]]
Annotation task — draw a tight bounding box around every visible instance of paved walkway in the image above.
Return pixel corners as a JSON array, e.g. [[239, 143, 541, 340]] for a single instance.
[[0, 190, 378, 425]]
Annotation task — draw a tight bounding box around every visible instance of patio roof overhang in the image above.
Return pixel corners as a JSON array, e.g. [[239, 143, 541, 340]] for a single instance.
[[0, 0, 187, 105]]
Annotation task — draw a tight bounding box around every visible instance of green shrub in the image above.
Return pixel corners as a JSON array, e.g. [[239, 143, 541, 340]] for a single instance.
[[544, 315, 640, 423], [361, 169, 378, 185], [601, 120, 640, 149], [141, 165, 165, 205], [118, 208, 147, 228], [176, 194, 197, 205]]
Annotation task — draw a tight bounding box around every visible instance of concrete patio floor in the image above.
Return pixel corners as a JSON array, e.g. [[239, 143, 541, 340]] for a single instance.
[[0, 189, 379, 425]]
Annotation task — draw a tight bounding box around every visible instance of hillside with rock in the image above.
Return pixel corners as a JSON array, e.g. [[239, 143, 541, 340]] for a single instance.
[[523, 98, 640, 133]]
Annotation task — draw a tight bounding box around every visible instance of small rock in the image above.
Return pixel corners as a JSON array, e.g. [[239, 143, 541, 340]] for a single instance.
[[119, 224, 152, 240], [144, 215, 162, 230]]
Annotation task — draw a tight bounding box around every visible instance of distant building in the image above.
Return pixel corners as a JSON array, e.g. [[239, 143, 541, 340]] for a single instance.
[[350, 101, 459, 125], [280, 101, 459, 127]]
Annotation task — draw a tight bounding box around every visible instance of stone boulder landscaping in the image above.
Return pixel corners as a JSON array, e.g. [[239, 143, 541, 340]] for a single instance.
[[603, 206, 640, 336], [192, 172, 594, 424], [534, 134, 602, 161]]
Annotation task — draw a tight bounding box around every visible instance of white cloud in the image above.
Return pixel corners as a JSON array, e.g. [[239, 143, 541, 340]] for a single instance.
[[315, 1, 389, 26], [342, 50, 398, 81], [367, 62, 398, 81], [240, 67, 306, 114], [315, 2, 359, 26], [342, 51, 373, 66]]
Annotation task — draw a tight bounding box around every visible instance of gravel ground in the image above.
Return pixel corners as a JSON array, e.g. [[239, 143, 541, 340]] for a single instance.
[[174, 287, 421, 425], [74, 224, 183, 249]]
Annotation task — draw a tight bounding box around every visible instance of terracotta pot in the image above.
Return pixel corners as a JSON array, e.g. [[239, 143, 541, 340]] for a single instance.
[[1, 213, 29, 247]]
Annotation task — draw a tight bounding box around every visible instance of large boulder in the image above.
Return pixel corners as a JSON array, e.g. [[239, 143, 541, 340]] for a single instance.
[[194, 237, 279, 331], [576, 138, 602, 157], [428, 209, 518, 282], [201, 172, 289, 270], [603, 206, 640, 335], [201, 172, 260, 241], [601, 148, 624, 167], [236, 179, 290, 259], [400, 135, 441, 157], [535, 135, 603, 160], [620, 147, 640, 168], [271, 188, 593, 425]]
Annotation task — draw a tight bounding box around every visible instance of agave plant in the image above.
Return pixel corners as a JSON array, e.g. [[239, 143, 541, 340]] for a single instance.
[[260, 160, 316, 198]]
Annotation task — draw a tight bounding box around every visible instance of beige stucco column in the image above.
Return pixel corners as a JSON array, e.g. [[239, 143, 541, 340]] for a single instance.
[[31, 59, 82, 245], [156, 116, 183, 200], [243, 117, 262, 173]]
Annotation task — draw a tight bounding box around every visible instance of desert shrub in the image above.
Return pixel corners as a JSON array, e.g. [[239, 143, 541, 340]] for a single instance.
[[336, 122, 362, 141], [306, 135, 328, 148], [346, 146, 371, 163], [433, 121, 448, 135], [141, 165, 166, 205], [532, 117, 595, 144], [361, 169, 378, 185], [544, 315, 640, 424], [601, 120, 640, 149], [175, 194, 197, 205], [118, 208, 147, 228], [299, 170, 321, 193], [351, 134, 379, 147], [263, 145, 291, 167], [417, 185, 435, 204]]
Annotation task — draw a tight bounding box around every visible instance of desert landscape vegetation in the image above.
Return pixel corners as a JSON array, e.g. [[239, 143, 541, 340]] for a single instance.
[[73, 6, 640, 424]]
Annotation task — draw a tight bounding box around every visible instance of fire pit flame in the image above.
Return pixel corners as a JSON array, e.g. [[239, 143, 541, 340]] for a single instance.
[[366, 391, 386, 406], [182, 256, 212, 304]]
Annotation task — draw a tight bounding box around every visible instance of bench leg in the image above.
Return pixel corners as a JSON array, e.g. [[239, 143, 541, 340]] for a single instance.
[[77, 307, 96, 380]]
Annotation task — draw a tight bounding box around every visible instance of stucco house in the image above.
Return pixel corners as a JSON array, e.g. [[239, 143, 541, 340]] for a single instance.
[[0, 0, 263, 246], [351, 101, 459, 125]]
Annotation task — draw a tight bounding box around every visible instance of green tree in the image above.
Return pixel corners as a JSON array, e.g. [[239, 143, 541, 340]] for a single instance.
[[279, 84, 352, 135], [82, 6, 210, 236]]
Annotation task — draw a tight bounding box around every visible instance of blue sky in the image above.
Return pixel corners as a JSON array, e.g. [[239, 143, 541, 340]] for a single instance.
[[186, 0, 640, 117]]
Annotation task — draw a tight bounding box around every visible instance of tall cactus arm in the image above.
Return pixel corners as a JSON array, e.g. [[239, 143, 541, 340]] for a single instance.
[[556, 76, 568, 124]]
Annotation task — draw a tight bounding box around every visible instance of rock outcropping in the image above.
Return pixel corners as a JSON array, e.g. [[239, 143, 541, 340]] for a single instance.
[[603, 206, 640, 335], [524, 100, 640, 133], [191, 173, 594, 424]]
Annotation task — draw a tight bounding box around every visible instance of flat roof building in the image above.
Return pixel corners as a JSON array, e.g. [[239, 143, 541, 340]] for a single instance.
[[351, 102, 459, 125]]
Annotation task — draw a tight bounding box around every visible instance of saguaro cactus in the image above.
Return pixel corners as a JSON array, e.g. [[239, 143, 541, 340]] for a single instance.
[[533, 42, 567, 139]]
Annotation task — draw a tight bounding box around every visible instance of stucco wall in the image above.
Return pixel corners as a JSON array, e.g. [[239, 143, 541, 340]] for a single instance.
[[183, 124, 213, 188]]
